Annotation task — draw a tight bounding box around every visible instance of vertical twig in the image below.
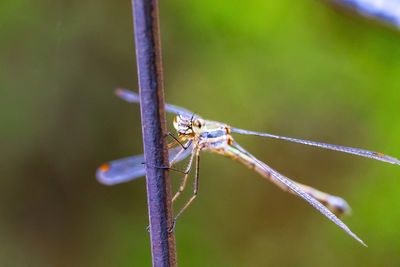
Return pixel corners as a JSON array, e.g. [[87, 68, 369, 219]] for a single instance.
[[131, 0, 177, 266]]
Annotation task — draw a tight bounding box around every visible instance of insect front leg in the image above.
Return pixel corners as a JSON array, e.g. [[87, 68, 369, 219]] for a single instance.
[[166, 132, 191, 150], [169, 140, 193, 168]]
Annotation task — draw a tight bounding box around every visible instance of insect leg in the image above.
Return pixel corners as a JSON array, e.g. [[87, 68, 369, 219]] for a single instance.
[[172, 146, 196, 203], [168, 140, 193, 167], [171, 148, 201, 231], [166, 132, 191, 150]]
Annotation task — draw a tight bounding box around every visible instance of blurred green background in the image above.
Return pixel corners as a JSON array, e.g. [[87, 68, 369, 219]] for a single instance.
[[1, 0, 400, 266]]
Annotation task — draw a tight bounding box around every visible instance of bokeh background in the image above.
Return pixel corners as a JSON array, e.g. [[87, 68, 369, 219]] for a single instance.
[[1, 0, 400, 266]]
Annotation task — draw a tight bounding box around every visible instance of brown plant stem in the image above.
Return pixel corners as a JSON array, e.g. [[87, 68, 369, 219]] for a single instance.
[[131, 0, 177, 265]]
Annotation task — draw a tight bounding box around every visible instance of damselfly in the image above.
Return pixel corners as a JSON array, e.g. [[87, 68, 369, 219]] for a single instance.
[[97, 89, 400, 246], [332, 0, 400, 27]]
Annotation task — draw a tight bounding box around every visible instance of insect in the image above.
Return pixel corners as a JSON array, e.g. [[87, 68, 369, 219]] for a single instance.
[[97, 89, 400, 246], [332, 0, 400, 27]]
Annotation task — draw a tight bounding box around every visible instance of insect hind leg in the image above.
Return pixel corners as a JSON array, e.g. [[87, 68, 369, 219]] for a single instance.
[[172, 148, 196, 203], [170, 148, 201, 231]]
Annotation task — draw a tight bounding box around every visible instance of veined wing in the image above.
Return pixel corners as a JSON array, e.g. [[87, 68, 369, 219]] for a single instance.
[[231, 141, 367, 246], [97, 143, 193, 185], [332, 0, 400, 27], [295, 183, 351, 216], [115, 88, 195, 117], [231, 127, 400, 165]]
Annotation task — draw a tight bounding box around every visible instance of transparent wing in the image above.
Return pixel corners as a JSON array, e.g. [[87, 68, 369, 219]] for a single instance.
[[97, 143, 193, 185], [231, 127, 400, 165], [97, 154, 146, 185], [232, 141, 367, 246], [115, 88, 195, 117], [332, 0, 400, 27], [295, 183, 351, 216]]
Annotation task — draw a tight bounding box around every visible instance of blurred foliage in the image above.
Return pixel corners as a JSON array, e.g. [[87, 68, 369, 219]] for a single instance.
[[1, 0, 400, 266]]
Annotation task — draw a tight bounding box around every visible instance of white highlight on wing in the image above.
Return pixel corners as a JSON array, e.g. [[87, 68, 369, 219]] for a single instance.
[[96, 144, 193, 185], [336, 0, 400, 27], [232, 141, 367, 246], [231, 127, 400, 165]]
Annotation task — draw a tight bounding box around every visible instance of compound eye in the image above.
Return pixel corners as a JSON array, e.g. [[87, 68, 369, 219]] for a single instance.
[[193, 119, 203, 128]]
